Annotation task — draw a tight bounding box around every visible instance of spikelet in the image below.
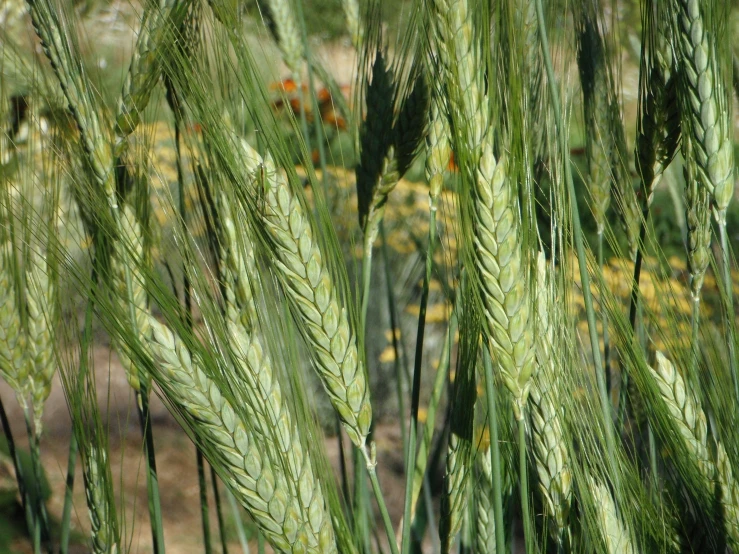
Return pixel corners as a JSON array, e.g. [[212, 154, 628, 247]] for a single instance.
[[83, 447, 119, 554], [440, 433, 472, 553], [0, 251, 27, 398], [674, 0, 734, 220], [26, 252, 56, 433], [474, 446, 499, 553], [238, 140, 372, 448], [588, 476, 637, 554], [146, 318, 336, 552], [111, 206, 150, 391], [529, 253, 571, 536]]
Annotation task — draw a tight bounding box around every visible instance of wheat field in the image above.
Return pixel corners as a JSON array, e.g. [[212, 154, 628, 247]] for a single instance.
[[1, 0, 739, 553]]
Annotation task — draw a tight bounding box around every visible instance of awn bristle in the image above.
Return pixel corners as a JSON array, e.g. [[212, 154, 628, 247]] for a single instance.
[[26, 252, 56, 433], [588, 476, 637, 554], [111, 206, 150, 392], [529, 253, 571, 536], [146, 318, 336, 552], [674, 0, 734, 221], [83, 447, 119, 554], [239, 140, 372, 448], [0, 254, 27, 398]]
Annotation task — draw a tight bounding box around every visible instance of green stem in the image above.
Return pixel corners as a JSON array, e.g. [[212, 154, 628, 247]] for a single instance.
[[535, 0, 618, 486], [211, 467, 229, 554], [400, 197, 438, 554], [363, 446, 400, 554], [361, 230, 374, 333], [24, 409, 51, 553], [718, 221, 739, 404], [257, 532, 265, 554], [353, 447, 371, 554], [518, 414, 533, 554], [59, 432, 78, 554], [598, 232, 611, 400], [410, 308, 456, 519], [381, 222, 409, 457], [137, 388, 165, 554], [483, 350, 506, 554], [197, 449, 212, 554], [0, 396, 33, 544]]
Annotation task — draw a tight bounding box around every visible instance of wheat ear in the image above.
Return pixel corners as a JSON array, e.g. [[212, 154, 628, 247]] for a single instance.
[[716, 442, 739, 549], [684, 139, 712, 303], [426, 88, 451, 202], [218, 195, 336, 552], [26, 252, 56, 433], [264, 0, 303, 75], [576, 11, 612, 236], [649, 352, 713, 478], [111, 206, 150, 392], [674, 0, 734, 220], [588, 476, 637, 554], [440, 433, 471, 553], [25, 0, 115, 200], [82, 447, 119, 554], [339, 0, 362, 49], [635, 8, 680, 203], [529, 253, 571, 536], [474, 445, 504, 554], [146, 318, 335, 552], [237, 140, 371, 448], [116, 0, 184, 139], [0, 253, 27, 398]]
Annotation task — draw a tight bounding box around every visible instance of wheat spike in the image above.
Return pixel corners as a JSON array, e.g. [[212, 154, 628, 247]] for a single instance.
[[650, 352, 712, 477], [264, 0, 303, 75], [529, 253, 571, 535], [237, 140, 371, 448], [25, 0, 115, 200], [473, 137, 536, 420], [474, 446, 498, 553], [116, 0, 184, 139], [26, 252, 56, 433], [716, 442, 739, 549], [0, 254, 27, 398], [220, 195, 259, 331], [340, 0, 362, 49], [426, 88, 451, 201], [111, 206, 150, 392], [684, 139, 712, 302], [635, 7, 680, 203], [146, 317, 336, 552], [576, 10, 612, 236], [588, 476, 637, 554], [440, 433, 472, 553], [83, 447, 119, 554], [674, 0, 734, 219]]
